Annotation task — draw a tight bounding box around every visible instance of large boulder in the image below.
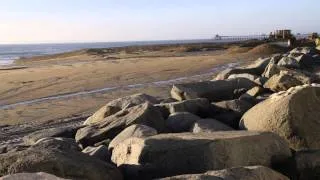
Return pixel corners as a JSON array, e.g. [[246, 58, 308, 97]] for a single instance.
[[212, 99, 254, 128], [215, 57, 271, 80], [191, 119, 233, 133], [160, 166, 289, 180], [76, 102, 165, 147], [263, 71, 310, 92], [289, 53, 315, 69], [84, 93, 159, 125], [294, 150, 320, 180], [227, 73, 259, 82], [23, 126, 80, 146], [82, 145, 110, 161], [277, 57, 300, 69], [0, 172, 68, 180], [111, 131, 291, 179], [290, 47, 318, 56], [108, 124, 157, 150], [171, 78, 257, 102], [166, 112, 201, 133], [0, 138, 122, 180], [155, 98, 212, 118], [240, 84, 320, 150]]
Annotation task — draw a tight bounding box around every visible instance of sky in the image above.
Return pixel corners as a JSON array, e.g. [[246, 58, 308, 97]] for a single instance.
[[0, 0, 319, 44]]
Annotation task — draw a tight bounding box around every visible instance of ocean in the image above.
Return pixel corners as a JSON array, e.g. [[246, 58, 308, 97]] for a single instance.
[[0, 39, 219, 66]]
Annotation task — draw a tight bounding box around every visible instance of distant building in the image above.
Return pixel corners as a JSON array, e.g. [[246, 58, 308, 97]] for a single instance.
[[270, 29, 292, 40]]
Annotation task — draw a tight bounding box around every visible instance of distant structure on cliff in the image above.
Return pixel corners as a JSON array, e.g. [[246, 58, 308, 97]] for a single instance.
[[269, 29, 292, 40]]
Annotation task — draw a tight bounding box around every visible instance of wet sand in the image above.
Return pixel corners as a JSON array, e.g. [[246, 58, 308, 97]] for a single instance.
[[0, 42, 284, 125]]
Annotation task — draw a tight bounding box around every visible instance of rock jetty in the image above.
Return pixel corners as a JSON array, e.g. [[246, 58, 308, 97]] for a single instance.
[[1, 46, 320, 180]]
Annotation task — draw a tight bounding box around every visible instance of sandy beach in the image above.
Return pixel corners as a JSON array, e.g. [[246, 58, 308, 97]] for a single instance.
[[0, 42, 287, 125]]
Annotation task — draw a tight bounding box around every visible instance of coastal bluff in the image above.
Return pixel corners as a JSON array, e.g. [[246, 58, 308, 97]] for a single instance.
[[1, 46, 320, 180]]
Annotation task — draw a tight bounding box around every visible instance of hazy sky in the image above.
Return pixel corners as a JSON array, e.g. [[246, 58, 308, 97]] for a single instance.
[[0, 0, 319, 44]]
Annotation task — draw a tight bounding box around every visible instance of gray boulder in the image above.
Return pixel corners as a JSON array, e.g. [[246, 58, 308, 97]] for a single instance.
[[240, 84, 320, 150], [264, 71, 310, 92], [294, 150, 320, 180], [215, 57, 270, 80], [166, 112, 201, 133], [227, 73, 258, 82], [84, 93, 159, 125], [0, 172, 68, 180], [23, 126, 80, 146], [155, 98, 212, 118], [290, 47, 318, 55], [82, 145, 110, 161], [277, 57, 300, 69], [76, 102, 165, 147], [108, 124, 157, 150], [171, 78, 257, 102], [0, 138, 122, 180], [112, 131, 291, 179], [191, 119, 233, 133], [160, 166, 289, 180]]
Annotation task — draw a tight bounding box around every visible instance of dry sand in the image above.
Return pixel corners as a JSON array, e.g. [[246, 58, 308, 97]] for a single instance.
[[0, 43, 286, 125]]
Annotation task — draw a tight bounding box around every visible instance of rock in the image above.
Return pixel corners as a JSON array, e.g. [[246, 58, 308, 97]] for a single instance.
[[0, 146, 7, 154], [160, 98, 177, 104], [155, 98, 212, 118], [84, 93, 159, 125], [244, 86, 266, 97], [23, 126, 80, 146], [191, 119, 233, 133], [0, 172, 68, 180], [0, 138, 122, 180], [262, 63, 282, 78], [32, 137, 80, 152], [109, 124, 157, 150], [277, 57, 300, 69], [294, 150, 320, 180], [263, 71, 310, 92], [227, 73, 258, 82], [270, 53, 283, 64], [171, 78, 257, 102], [214, 99, 253, 115], [215, 58, 270, 80], [290, 47, 318, 55], [76, 102, 165, 147], [240, 84, 320, 150], [111, 131, 291, 179], [166, 112, 201, 133], [211, 112, 241, 129], [290, 53, 315, 69], [160, 166, 289, 180], [82, 145, 110, 161]]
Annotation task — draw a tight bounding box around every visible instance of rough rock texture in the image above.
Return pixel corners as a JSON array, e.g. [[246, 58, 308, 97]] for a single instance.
[[227, 73, 258, 82], [263, 71, 309, 92], [155, 98, 212, 118], [0, 172, 68, 180], [23, 126, 80, 146], [290, 47, 318, 55], [191, 119, 233, 133], [76, 102, 164, 147], [294, 150, 320, 180], [244, 86, 266, 97], [277, 57, 300, 69], [112, 131, 291, 179], [215, 58, 270, 80], [166, 112, 202, 133], [240, 84, 320, 150], [108, 124, 157, 150], [171, 78, 257, 102], [160, 166, 289, 180], [214, 99, 253, 115], [0, 138, 122, 180], [82, 145, 110, 161], [84, 93, 159, 125]]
